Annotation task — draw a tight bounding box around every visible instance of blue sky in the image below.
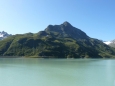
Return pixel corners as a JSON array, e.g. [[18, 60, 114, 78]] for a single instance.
[[0, 0, 115, 41]]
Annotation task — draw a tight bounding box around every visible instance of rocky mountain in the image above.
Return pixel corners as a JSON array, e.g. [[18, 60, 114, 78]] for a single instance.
[[0, 22, 115, 58], [44, 21, 89, 39], [0, 31, 12, 40], [104, 40, 115, 48]]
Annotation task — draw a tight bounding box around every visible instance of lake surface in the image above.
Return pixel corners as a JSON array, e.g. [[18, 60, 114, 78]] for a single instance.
[[0, 58, 115, 86]]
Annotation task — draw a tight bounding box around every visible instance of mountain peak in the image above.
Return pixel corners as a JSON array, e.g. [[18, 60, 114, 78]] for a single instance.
[[62, 21, 72, 26], [44, 21, 89, 39]]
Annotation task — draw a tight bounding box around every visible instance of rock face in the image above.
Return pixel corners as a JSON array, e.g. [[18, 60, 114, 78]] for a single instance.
[[44, 21, 89, 39], [0, 22, 115, 58], [0, 31, 12, 40]]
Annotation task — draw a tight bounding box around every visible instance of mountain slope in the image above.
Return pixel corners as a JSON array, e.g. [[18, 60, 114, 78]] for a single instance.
[[0, 22, 115, 58]]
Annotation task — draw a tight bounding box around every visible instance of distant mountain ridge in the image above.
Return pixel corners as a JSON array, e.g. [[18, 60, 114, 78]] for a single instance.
[[104, 41, 112, 45], [104, 40, 115, 48], [0, 22, 115, 58], [0, 31, 12, 40]]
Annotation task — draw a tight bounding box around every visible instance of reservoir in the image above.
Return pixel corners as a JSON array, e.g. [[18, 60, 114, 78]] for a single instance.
[[0, 58, 115, 86]]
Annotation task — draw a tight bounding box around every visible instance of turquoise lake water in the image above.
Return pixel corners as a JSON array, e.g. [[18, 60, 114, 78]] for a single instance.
[[0, 58, 115, 86]]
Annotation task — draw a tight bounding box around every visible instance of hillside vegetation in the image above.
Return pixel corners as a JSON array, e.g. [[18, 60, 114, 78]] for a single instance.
[[0, 22, 115, 58]]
